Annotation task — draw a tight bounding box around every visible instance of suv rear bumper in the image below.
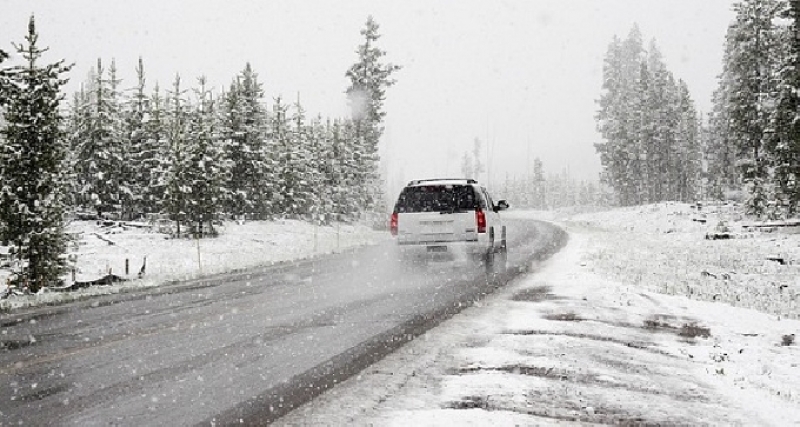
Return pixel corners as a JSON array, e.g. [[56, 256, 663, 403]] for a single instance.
[[394, 236, 491, 255], [396, 237, 478, 245]]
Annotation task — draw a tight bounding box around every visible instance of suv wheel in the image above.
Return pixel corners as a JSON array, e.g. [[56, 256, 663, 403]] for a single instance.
[[485, 227, 508, 275], [499, 226, 508, 273], [496, 244, 508, 274], [483, 248, 495, 274]]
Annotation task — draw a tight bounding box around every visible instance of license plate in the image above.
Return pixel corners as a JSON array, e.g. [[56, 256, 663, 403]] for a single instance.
[[427, 246, 447, 253]]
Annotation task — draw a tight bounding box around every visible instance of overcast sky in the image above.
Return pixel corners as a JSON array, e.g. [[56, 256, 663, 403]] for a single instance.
[[1, 0, 737, 195]]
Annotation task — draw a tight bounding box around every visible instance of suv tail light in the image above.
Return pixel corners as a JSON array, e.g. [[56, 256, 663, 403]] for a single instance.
[[475, 209, 486, 233], [390, 212, 398, 236]]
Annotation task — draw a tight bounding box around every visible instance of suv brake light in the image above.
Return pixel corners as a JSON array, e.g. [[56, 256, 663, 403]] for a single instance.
[[390, 212, 398, 236], [475, 209, 486, 233]]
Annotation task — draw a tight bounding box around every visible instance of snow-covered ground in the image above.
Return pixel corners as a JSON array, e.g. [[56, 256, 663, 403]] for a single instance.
[[0, 219, 388, 311], [276, 204, 800, 426]]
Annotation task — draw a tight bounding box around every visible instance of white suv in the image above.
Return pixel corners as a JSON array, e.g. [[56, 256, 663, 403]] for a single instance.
[[390, 178, 509, 271]]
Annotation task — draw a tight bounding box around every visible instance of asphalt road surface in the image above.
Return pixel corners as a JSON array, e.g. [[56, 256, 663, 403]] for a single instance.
[[0, 218, 566, 426]]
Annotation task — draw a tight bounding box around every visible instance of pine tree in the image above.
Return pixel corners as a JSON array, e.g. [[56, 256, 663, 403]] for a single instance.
[[144, 83, 169, 215], [771, 0, 800, 216], [271, 96, 292, 217], [221, 64, 270, 219], [706, 28, 740, 200], [108, 59, 134, 218], [73, 58, 127, 217], [184, 76, 224, 236], [596, 29, 645, 206], [124, 57, 158, 217], [288, 97, 314, 218], [726, 0, 781, 216], [643, 42, 682, 203], [596, 25, 701, 206], [63, 87, 87, 209], [345, 16, 400, 215], [305, 116, 328, 224], [325, 119, 354, 222], [163, 74, 190, 236], [675, 80, 702, 202], [338, 120, 361, 219], [0, 16, 72, 292]]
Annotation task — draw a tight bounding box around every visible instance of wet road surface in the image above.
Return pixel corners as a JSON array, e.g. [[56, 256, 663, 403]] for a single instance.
[[0, 219, 565, 426]]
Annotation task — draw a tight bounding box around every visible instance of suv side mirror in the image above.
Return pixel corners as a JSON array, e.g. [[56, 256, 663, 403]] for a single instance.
[[495, 200, 509, 212]]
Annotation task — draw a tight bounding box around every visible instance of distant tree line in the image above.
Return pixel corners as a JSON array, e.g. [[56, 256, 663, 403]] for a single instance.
[[455, 139, 605, 210], [707, 0, 800, 218], [0, 15, 399, 292], [498, 160, 608, 211]]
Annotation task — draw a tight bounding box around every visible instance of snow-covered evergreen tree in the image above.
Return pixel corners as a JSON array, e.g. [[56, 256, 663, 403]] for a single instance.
[[0, 16, 72, 292], [221, 64, 271, 219], [143, 83, 169, 216], [63, 87, 87, 209], [596, 25, 702, 206], [596, 31, 640, 206], [107, 59, 134, 218], [271, 96, 292, 217], [706, 28, 740, 200], [124, 57, 159, 217], [323, 119, 355, 222], [287, 97, 314, 218], [345, 16, 400, 216], [726, 0, 781, 216], [183, 76, 224, 236], [675, 80, 702, 202], [73, 58, 127, 217], [338, 120, 361, 219], [771, 0, 800, 216], [306, 115, 329, 224], [163, 74, 190, 236]]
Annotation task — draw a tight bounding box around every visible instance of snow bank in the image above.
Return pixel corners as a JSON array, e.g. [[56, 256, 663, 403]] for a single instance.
[[0, 220, 388, 312]]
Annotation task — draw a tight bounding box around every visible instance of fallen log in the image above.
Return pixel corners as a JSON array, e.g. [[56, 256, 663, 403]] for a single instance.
[[57, 274, 127, 292], [92, 232, 117, 245]]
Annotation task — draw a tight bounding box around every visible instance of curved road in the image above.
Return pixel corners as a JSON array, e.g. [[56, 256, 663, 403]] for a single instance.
[[0, 218, 566, 426]]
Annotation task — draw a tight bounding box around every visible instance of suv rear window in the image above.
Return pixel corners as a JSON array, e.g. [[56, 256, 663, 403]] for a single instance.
[[394, 185, 479, 213]]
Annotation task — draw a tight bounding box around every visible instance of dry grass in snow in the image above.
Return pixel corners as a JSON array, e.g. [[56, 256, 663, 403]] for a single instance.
[[567, 202, 800, 320]]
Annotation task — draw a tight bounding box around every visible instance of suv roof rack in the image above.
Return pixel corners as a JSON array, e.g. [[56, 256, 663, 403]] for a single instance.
[[407, 178, 477, 186]]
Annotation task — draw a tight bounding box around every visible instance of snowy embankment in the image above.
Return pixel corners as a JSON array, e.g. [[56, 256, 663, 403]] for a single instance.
[[572, 202, 800, 320], [0, 220, 388, 312], [277, 204, 800, 426]]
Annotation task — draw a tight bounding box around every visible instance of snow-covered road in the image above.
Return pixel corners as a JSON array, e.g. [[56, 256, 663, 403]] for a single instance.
[[277, 213, 800, 426]]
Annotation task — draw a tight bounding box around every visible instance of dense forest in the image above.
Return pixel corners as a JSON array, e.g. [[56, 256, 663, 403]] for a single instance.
[[0, 15, 399, 291]]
